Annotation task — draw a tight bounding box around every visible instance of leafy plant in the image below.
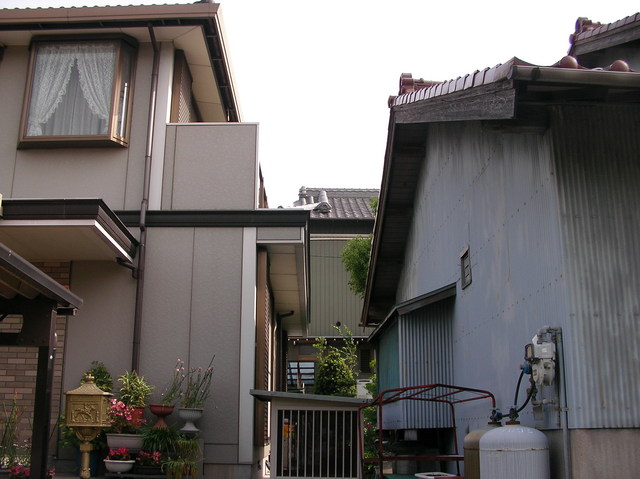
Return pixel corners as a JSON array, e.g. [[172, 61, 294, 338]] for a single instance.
[[142, 425, 179, 456], [341, 235, 372, 298], [1, 393, 22, 468], [117, 371, 153, 407], [161, 360, 186, 405], [163, 438, 200, 479], [362, 360, 378, 474], [136, 450, 163, 467], [313, 326, 358, 397], [81, 361, 113, 393], [341, 197, 377, 298], [180, 357, 214, 409]]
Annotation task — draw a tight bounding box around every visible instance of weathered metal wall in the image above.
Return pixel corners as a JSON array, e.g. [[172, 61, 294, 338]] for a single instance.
[[551, 104, 640, 429], [396, 120, 570, 429], [308, 239, 366, 337]]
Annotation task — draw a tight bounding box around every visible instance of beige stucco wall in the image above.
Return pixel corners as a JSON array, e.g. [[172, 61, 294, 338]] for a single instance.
[[63, 261, 137, 393], [64, 227, 249, 467], [162, 123, 259, 210]]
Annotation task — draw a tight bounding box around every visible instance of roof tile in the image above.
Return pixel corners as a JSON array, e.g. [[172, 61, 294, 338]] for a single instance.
[[389, 54, 637, 109]]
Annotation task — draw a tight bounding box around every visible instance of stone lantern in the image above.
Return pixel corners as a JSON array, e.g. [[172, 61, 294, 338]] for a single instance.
[[65, 375, 112, 479]]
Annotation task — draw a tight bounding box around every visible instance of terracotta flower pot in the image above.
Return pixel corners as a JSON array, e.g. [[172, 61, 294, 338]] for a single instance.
[[149, 403, 175, 428]]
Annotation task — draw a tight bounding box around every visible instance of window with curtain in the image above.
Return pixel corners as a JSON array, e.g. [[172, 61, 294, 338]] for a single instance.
[[19, 37, 136, 148]]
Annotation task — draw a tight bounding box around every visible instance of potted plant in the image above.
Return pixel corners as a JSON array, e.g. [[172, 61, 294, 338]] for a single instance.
[[134, 450, 164, 475], [177, 356, 214, 434], [105, 398, 147, 451], [142, 425, 179, 457], [117, 370, 153, 407], [163, 438, 200, 479], [81, 361, 113, 393], [8, 464, 55, 479], [149, 360, 186, 428], [103, 447, 134, 473]]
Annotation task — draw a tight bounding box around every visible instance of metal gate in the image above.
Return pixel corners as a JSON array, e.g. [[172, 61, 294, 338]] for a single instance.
[[274, 408, 359, 479]]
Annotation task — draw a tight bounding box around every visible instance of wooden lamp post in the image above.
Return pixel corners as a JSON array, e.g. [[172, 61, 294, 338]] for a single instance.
[[65, 375, 112, 479]]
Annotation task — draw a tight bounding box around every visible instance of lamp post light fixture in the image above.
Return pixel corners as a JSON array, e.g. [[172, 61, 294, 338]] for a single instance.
[[64, 375, 112, 479]]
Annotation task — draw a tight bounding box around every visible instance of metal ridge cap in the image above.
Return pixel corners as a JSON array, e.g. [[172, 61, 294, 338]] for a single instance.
[[509, 64, 640, 87]]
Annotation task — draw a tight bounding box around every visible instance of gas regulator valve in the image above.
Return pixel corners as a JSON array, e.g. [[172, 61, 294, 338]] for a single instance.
[[524, 334, 556, 386]]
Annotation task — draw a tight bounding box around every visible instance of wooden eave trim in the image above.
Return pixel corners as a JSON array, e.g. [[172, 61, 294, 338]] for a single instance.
[[570, 21, 640, 57], [393, 80, 517, 124]]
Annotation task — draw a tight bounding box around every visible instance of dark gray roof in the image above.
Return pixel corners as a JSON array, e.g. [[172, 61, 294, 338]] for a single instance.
[[293, 187, 378, 220]]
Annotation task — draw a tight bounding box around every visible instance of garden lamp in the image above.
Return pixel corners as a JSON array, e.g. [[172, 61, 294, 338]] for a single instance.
[[64, 375, 112, 479]]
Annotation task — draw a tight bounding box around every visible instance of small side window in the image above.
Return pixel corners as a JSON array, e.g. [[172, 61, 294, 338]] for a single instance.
[[460, 246, 472, 289], [19, 36, 136, 148]]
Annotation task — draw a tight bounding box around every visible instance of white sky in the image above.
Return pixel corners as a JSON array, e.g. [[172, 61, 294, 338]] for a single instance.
[[0, 0, 637, 207]]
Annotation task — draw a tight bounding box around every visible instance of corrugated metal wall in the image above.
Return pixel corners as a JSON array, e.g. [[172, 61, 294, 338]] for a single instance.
[[396, 120, 570, 430], [399, 298, 455, 429], [552, 104, 640, 429], [308, 239, 367, 337], [381, 104, 640, 434]]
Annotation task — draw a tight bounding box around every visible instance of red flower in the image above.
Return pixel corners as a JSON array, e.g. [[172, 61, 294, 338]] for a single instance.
[[105, 447, 131, 461]]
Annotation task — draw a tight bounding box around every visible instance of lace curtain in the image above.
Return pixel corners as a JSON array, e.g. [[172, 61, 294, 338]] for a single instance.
[[27, 42, 116, 136]]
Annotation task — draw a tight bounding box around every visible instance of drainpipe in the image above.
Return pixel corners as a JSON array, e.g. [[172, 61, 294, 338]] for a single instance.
[[132, 24, 160, 372], [554, 327, 572, 479]]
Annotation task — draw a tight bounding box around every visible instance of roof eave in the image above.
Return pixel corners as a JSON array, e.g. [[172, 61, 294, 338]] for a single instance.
[[0, 3, 240, 123]]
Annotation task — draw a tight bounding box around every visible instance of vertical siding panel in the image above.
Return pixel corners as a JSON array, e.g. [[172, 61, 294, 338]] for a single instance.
[[397, 299, 454, 429], [552, 105, 640, 428], [309, 240, 365, 337]]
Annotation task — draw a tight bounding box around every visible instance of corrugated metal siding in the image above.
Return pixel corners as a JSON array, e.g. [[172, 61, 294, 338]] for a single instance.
[[378, 320, 399, 394], [397, 121, 570, 430], [308, 239, 367, 337], [552, 104, 640, 428], [399, 299, 454, 429]]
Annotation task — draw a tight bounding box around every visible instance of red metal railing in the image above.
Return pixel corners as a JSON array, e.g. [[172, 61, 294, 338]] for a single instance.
[[358, 384, 496, 479]]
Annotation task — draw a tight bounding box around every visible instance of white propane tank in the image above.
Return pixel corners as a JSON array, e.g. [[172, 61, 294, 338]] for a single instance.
[[479, 423, 550, 479]]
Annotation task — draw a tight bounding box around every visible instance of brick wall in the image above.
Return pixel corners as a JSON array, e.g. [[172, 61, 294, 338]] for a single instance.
[[0, 262, 70, 457]]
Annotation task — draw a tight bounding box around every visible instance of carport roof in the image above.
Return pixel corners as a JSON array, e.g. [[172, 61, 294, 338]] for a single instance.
[[0, 241, 82, 307]]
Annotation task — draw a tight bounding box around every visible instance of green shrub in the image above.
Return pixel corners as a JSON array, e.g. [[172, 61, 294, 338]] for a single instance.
[[313, 326, 358, 397]]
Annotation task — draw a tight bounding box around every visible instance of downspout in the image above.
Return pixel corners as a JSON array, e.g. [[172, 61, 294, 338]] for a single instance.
[[132, 24, 160, 372], [555, 328, 572, 479]]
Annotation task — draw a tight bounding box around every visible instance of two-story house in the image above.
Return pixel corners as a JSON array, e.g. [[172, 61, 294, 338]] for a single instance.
[[0, 3, 308, 479], [362, 12, 640, 479]]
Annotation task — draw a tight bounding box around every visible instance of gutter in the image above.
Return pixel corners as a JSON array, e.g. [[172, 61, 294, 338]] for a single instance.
[[132, 24, 160, 372], [508, 65, 640, 87], [360, 109, 396, 328]]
